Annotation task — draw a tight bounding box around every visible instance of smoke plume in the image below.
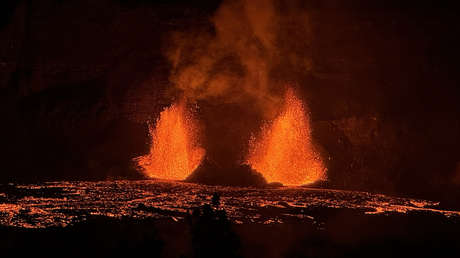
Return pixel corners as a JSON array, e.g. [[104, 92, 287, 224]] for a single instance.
[[165, 0, 313, 120]]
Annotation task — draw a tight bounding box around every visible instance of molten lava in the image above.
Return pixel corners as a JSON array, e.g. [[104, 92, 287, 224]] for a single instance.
[[246, 87, 326, 185], [136, 100, 205, 180]]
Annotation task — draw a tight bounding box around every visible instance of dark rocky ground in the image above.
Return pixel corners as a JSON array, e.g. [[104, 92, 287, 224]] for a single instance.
[[2, 212, 460, 257], [0, 180, 459, 256]]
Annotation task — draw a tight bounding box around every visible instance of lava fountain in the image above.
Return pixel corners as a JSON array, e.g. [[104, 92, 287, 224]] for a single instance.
[[246, 87, 326, 185], [136, 100, 205, 180]]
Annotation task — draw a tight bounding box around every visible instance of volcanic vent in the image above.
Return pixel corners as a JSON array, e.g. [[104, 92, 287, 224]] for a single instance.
[[246, 87, 326, 185], [135, 99, 205, 180]]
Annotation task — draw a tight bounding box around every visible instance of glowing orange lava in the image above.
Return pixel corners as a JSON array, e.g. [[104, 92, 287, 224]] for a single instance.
[[246, 87, 326, 185], [136, 100, 205, 180]]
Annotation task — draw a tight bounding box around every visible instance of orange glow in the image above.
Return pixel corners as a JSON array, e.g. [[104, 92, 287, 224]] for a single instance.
[[136, 100, 205, 180], [246, 87, 326, 185]]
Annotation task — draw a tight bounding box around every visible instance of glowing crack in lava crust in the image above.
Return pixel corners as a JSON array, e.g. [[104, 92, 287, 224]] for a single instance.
[[246, 87, 326, 185], [136, 100, 205, 180]]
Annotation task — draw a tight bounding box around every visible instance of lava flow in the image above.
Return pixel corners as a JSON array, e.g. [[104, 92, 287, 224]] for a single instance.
[[136, 100, 205, 180], [246, 87, 326, 185]]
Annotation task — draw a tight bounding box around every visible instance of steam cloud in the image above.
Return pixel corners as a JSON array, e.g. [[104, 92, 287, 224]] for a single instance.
[[165, 0, 313, 120]]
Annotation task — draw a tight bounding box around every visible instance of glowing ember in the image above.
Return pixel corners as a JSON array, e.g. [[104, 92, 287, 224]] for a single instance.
[[136, 100, 205, 180], [246, 87, 326, 185]]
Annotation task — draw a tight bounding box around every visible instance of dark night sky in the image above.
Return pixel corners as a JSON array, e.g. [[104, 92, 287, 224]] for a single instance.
[[0, 0, 459, 202]]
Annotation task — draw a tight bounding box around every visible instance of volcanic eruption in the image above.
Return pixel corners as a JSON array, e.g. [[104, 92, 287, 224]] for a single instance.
[[134, 0, 327, 186], [246, 87, 326, 185], [136, 86, 325, 186], [135, 99, 205, 180]]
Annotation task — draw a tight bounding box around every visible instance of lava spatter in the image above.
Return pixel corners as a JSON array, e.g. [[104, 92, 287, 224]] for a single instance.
[[246, 87, 326, 185], [136, 100, 204, 180]]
